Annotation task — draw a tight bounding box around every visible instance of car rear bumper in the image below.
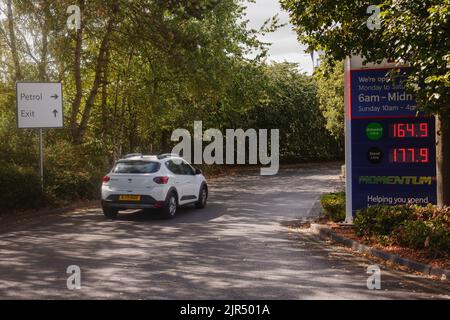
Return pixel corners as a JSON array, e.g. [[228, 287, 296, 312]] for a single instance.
[[102, 195, 164, 209]]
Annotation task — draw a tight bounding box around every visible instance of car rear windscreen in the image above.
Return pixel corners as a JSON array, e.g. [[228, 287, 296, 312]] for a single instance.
[[112, 161, 160, 174]]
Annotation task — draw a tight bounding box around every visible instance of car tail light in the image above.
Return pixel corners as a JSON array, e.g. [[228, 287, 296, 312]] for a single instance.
[[154, 202, 164, 209], [103, 175, 110, 183], [153, 176, 169, 184]]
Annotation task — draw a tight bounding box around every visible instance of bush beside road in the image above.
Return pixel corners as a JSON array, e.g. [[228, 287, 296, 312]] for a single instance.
[[318, 192, 449, 271], [355, 205, 450, 257]]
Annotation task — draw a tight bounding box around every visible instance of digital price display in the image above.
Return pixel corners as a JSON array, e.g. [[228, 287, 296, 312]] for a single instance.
[[390, 122, 429, 138], [348, 66, 437, 217], [389, 147, 429, 164]]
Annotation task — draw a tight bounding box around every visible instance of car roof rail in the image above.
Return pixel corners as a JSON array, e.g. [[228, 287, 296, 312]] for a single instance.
[[123, 153, 143, 159], [157, 153, 180, 160]]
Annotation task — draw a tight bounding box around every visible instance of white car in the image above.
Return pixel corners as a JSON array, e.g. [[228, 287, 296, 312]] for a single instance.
[[101, 154, 208, 219]]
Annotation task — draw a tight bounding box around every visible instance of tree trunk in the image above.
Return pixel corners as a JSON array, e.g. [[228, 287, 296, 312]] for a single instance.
[[100, 50, 110, 139], [436, 114, 450, 207], [70, 0, 85, 144], [6, 0, 21, 81], [74, 7, 117, 145], [38, 0, 50, 81]]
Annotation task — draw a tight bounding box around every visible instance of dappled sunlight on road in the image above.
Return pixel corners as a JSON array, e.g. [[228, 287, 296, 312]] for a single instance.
[[0, 164, 448, 299]]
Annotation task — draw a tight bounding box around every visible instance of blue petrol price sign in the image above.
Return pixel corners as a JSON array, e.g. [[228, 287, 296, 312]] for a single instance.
[[344, 59, 437, 220]]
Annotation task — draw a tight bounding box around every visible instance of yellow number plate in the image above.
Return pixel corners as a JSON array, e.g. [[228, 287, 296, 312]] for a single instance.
[[119, 195, 141, 201]]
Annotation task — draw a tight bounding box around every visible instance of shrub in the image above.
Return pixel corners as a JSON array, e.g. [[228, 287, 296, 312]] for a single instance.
[[413, 205, 449, 254], [0, 140, 109, 211], [411, 204, 450, 223], [45, 170, 100, 203], [396, 220, 430, 249], [354, 204, 449, 257], [320, 192, 346, 222], [428, 221, 450, 255], [396, 219, 450, 255], [354, 205, 413, 237], [0, 164, 44, 210], [44, 140, 109, 203]]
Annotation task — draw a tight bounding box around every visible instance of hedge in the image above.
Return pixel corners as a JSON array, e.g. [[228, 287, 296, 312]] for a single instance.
[[320, 192, 346, 222], [355, 205, 450, 256], [0, 164, 44, 210]]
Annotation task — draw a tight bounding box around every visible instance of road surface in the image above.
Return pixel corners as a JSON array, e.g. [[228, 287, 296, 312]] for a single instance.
[[0, 163, 448, 299]]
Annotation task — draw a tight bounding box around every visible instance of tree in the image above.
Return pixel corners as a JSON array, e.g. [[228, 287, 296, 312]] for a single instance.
[[250, 62, 342, 161], [280, 0, 450, 206], [1, 0, 21, 81], [0, 0, 280, 208], [314, 60, 344, 145]]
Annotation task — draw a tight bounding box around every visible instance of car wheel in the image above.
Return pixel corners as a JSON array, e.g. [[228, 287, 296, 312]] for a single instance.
[[162, 192, 178, 219], [195, 185, 208, 209], [103, 206, 118, 219]]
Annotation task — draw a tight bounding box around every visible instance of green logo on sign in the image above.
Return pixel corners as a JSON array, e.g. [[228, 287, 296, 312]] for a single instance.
[[366, 123, 383, 141]]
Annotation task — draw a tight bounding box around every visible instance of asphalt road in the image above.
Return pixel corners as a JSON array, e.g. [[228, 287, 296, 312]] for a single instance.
[[0, 163, 448, 299]]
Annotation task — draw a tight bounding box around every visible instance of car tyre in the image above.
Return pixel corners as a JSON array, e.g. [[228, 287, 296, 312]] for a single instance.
[[103, 206, 118, 219], [162, 192, 178, 219], [195, 185, 208, 209]]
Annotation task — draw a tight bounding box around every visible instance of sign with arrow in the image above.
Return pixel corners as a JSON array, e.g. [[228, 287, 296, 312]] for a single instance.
[[16, 82, 63, 129]]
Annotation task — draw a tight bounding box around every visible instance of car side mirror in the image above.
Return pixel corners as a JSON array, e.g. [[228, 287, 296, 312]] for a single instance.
[[195, 168, 202, 175]]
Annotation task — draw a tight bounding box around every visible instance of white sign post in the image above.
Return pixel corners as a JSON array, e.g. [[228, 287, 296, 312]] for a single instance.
[[16, 82, 64, 188]]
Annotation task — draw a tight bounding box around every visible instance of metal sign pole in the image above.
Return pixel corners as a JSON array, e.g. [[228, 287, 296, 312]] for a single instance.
[[38, 128, 44, 189]]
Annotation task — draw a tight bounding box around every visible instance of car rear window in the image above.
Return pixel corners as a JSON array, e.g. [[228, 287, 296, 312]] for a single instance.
[[112, 161, 160, 174]]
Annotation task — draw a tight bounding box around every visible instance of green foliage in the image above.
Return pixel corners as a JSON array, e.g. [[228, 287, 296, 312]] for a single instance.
[[354, 206, 413, 237], [402, 205, 450, 254], [396, 219, 450, 254], [320, 192, 346, 222], [0, 164, 43, 210], [0, 1, 343, 211], [250, 63, 343, 162], [410, 204, 450, 223], [0, 140, 109, 210], [314, 60, 345, 144], [280, 0, 450, 115], [396, 220, 431, 249], [354, 205, 449, 256], [44, 141, 110, 203], [427, 219, 450, 254]]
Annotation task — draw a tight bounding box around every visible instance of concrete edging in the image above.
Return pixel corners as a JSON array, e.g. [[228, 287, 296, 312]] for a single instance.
[[309, 223, 450, 279]]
